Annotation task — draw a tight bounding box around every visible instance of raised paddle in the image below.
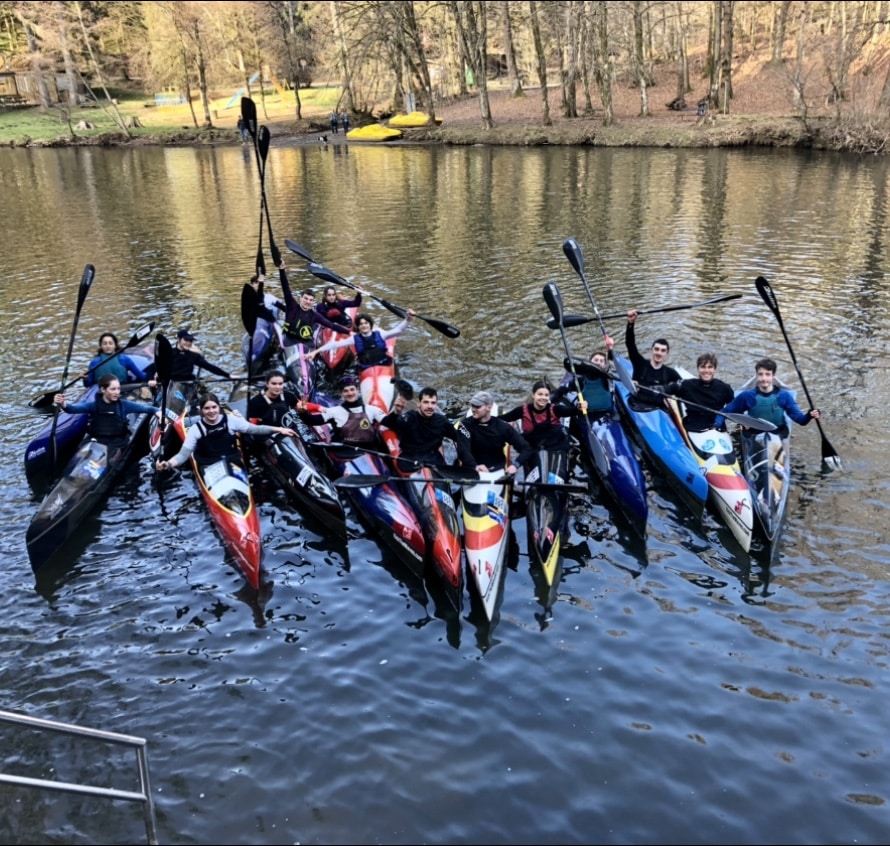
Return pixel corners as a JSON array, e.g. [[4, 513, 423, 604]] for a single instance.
[[29, 320, 154, 409], [547, 293, 743, 329], [335, 474, 588, 492], [755, 276, 841, 470], [565, 356, 778, 433], [561, 237, 637, 395], [47, 264, 95, 474], [284, 238, 461, 339], [241, 282, 259, 383], [542, 280, 589, 427], [241, 97, 267, 276]]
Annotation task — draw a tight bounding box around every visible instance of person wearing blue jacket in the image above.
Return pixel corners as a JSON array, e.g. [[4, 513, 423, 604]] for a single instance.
[[719, 358, 820, 438], [83, 332, 151, 387]]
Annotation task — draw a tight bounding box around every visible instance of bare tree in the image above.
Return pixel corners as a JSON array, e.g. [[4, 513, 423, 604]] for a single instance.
[[450, 1, 493, 128], [499, 0, 523, 98], [528, 0, 551, 126]]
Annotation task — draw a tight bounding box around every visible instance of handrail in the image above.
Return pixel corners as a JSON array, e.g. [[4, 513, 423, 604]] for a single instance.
[[0, 709, 158, 845]]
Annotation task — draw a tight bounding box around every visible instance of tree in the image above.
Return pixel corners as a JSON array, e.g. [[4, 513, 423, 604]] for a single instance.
[[528, 0, 551, 126]]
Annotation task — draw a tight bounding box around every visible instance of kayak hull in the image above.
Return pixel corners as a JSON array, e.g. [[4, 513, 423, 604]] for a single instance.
[[523, 449, 569, 587]]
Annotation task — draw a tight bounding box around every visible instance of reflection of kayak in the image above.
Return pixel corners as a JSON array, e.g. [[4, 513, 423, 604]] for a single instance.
[[174, 411, 263, 589], [27, 384, 155, 572], [462, 470, 512, 621], [613, 353, 708, 519]]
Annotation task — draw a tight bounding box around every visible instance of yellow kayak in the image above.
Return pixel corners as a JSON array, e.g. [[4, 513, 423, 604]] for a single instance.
[[388, 111, 442, 128], [345, 124, 402, 142]]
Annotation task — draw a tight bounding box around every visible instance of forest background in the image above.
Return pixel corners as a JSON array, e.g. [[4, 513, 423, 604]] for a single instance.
[[1, 1, 890, 154]]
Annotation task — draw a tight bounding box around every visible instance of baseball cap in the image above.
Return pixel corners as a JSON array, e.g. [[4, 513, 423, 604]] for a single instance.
[[177, 329, 196, 341], [338, 375, 357, 388], [470, 390, 494, 408]]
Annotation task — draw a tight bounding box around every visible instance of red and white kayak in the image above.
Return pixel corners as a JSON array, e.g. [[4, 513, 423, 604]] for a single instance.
[[175, 413, 263, 588], [359, 337, 397, 414], [315, 307, 357, 378]]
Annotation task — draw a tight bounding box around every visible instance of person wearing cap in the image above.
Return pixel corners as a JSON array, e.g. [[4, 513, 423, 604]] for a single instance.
[[169, 329, 237, 382], [380, 387, 475, 473], [456, 391, 535, 476], [295, 374, 386, 447], [275, 261, 350, 348]]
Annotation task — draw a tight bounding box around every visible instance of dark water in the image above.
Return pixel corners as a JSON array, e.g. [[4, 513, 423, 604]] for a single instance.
[[1, 140, 888, 845]]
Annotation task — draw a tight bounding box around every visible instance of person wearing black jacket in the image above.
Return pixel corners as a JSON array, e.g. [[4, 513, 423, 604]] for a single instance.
[[664, 353, 735, 432], [624, 309, 681, 388], [170, 329, 236, 382], [456, 390, 535, 476], [380, 386, 475, 473]]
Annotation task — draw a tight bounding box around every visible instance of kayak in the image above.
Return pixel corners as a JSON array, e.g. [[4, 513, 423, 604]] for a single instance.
[[665, 398, 754, 552], [174, 411, 263, 589], [148, 380, 200, 462], [281, 340, 317, 399], [522, 448, 570, 587], [324, 445, 426, 576], [359, 337, 397, 414], [26, 386, 155, 572], [25, 345, 155, 492], [613, 353, 708, 520], [462, 470, 512, 621], [242, 314, 283, 378], [735, 375, 794, 558], [314, 307, 357, 379], [228, 389, 347, 536]]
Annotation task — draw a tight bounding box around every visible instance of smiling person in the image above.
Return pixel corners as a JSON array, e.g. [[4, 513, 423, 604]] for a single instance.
[[624, 309, 682, 389], [664, 353, 735, 432], [276, 261, 350, 350], [246, 369, 299, 426], [456, 391, 535, 476], [83, 332, 155, 387], [155, 393, 297, 472], [297, 374, 386, 447], [305, 310, 415, 370], [315, 284, 363, 328]]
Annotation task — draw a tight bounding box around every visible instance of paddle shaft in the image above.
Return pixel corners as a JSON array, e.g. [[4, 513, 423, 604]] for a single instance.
[[543, 281, 588, 426], [755, 276, 840, 467], [336, 473, 584, 491], [549, 294, 743, 328]]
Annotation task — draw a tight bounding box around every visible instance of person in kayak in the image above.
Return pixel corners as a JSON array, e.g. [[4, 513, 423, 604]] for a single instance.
[[155, 393, 297, 472], [625, 309, 681, 389], [499, 380, 580, 453], [380, 387, 475, 473], [170, 329, 237, 382], [82, 332, 154, 387], [54, 374, 160, 456], [315, 284, 363, 328], [247, 370, 299, 427], [247, 273, 285, 323], [664, 353, 735, 432], [457, 390, 535, 476], [276, 261, 350, 349], [304, 310, 415, 370], [719, 357, 820, 438], [296, 374, 386, 447], [556, 337, 617, 421]]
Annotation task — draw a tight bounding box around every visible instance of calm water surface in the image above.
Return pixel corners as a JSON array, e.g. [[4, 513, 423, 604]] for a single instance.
[[0, 140, 888, 845]]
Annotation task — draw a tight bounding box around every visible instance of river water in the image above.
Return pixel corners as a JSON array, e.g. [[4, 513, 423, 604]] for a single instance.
[[1, 138, 888, 845]]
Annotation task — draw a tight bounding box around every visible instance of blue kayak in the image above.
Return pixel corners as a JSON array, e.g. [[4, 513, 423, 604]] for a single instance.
[[613, 353, 708, 519]]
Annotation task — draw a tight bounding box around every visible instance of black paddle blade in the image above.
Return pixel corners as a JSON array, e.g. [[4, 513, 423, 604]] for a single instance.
[[241, 283, 258, 335], [543, 281, 565, 323], [548, 313, 591, 329], [755, 277, 782, 323], [155, 334, 174, 387], [241, 97, 258, 139], [307, 261, 351, 288], [258, 124, 271, 163], [285, 238, 314, 262], [78, 264, 95, 309], [562, 238, 584, 278]]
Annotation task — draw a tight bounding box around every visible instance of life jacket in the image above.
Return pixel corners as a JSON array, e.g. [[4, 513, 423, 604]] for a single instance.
[[749, 390, 786, 427], [521, 402, 560, 434], [93, 354, 129, 383], [194, 415, 238, 464], [353, 331, 390, 369], [338, 402, 378, 445], [88, 398, 129, 442]]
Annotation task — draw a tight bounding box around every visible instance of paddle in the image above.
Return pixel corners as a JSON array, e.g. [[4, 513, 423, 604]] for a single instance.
[[565, 356, 778, 433], [284, 238, 461, 339], [241, 283, 259, 383], [755, 276, 841, 470], [241, 97, 266, 276], [335, 474, 587, 492], [257, 125, 281, 268], [543, 280, 589, 427], [561, 237, 637, 395], [547, 294, 743, 329], [47, 264, 95, 473], [29, 320, 154, 409]]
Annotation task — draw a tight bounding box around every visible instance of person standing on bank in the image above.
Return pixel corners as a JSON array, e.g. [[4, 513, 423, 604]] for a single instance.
[[457, 391, 535, 476], [169, 329, 238, 382], [55, 374, 160, 456], [155, 393, 297, 472]]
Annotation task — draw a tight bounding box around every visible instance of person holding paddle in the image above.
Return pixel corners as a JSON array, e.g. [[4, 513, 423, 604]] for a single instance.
[[304, 310, 415, 370], [170, 329, 236, 382], [664, 353, 735, 432], [276, 261, 350, 348], [625, 310, 682, 389], [316, 285, 363, 328], [296, 374, 386, 447], [719, 358, 820, 439]]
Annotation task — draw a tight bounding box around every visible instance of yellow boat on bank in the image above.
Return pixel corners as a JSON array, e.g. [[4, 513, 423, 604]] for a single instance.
[[345, 124, 402, 142], [387, 111, 443, 128]]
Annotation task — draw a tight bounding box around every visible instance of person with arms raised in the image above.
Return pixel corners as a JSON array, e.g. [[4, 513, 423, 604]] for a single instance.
[[305, 310, 415, 371]]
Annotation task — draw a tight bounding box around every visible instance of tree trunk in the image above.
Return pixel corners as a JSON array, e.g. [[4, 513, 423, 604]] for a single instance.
[[707, 0, 722, 110], [593, 1, 613, 126], [561, 1, 578, 118], [771, 1, 791, 64], [632, 0, 649, 117], [528, 0, 551, 126], [500, 1, 523, 98], [719, 0, 734, 110]]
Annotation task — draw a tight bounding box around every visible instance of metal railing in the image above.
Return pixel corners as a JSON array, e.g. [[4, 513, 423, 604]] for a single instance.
[[0, 709, 158, 845]]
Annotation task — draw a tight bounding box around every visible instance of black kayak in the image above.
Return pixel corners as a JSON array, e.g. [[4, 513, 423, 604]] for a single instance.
[[26, 392, 155, 573]]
